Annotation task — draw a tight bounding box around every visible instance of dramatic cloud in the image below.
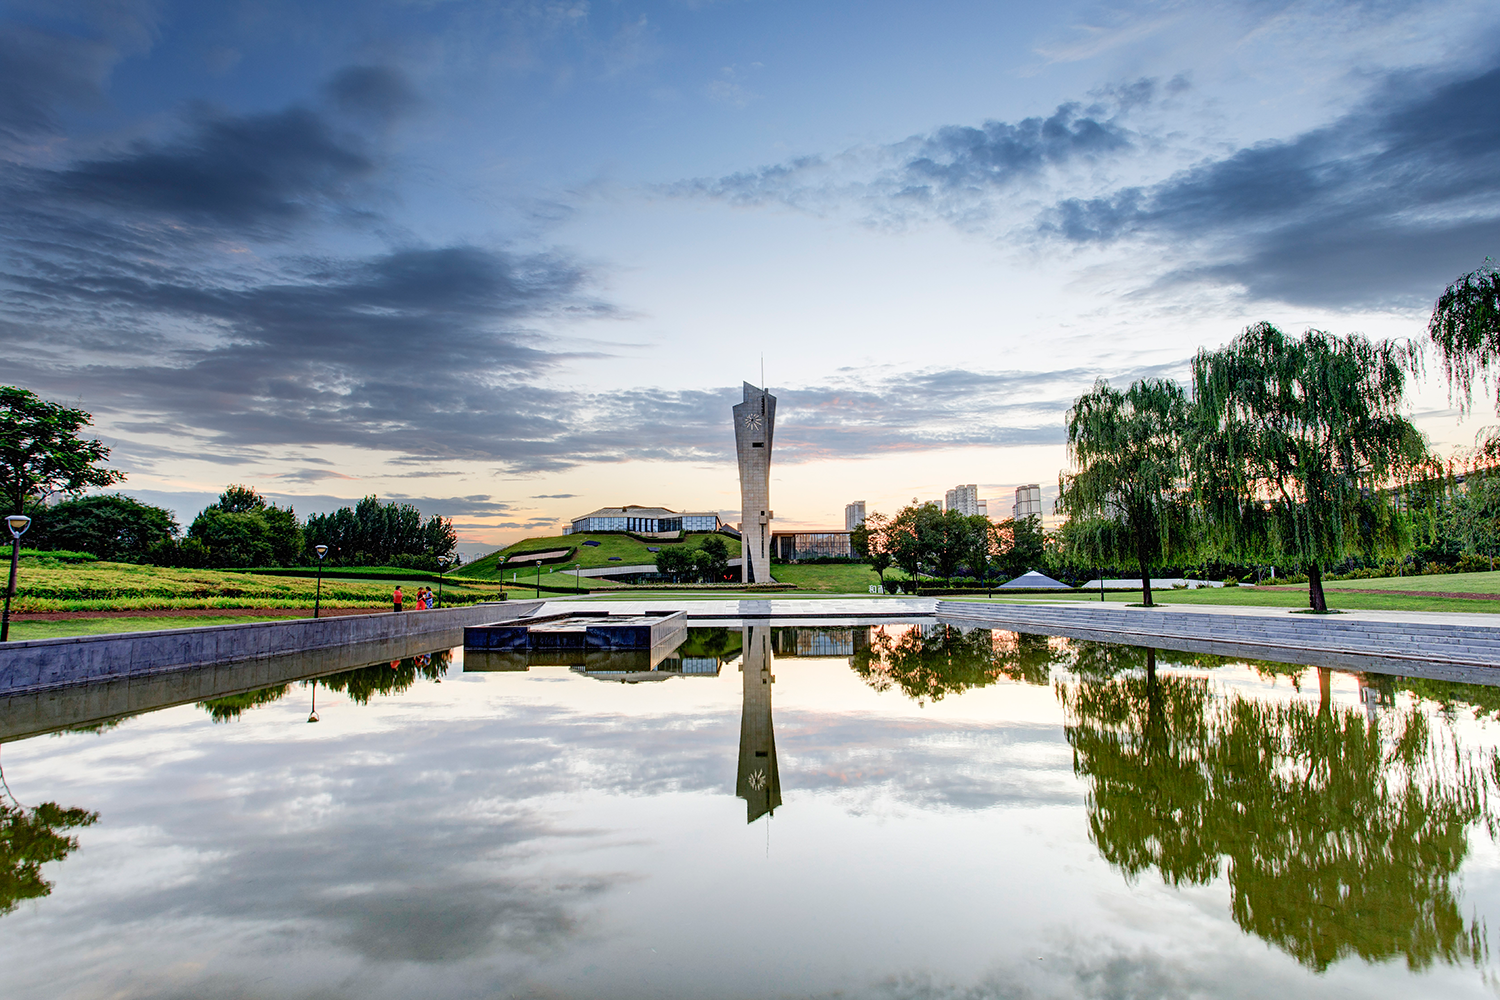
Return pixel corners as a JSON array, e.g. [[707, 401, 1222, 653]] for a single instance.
[[1042, 61, 1500, 306], [45, 105, 379, 232], [671, 82, 1160, 226]]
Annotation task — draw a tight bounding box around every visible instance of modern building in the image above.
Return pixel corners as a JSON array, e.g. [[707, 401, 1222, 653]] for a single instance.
[[945, 484, 982, 517], [845, 501, 866, 530], [771, 530, 854, 561], [734, 382, 777, 583], [1013, 484, 1043, 520], [566, 506, 721, 537]]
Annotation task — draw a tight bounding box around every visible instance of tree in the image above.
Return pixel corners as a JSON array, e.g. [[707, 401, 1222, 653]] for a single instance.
[[699, 534, 731, 580], [963, 514, 1004, 587], [1428, 259, 1500, 428], [655, 546, 697, 582], [303, 495, 455, 567], [852, 512, 894, 587], [28, 494, 177, 561], [1058, 378, 1198, 607], [0, 387, 124, 513], [993, 516, 1046, 579], [187, 485, 303, 568], [1191, 323, 1429, 612]]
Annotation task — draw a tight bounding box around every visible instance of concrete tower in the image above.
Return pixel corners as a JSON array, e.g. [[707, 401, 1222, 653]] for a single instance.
[[733, 382, 776, 583]]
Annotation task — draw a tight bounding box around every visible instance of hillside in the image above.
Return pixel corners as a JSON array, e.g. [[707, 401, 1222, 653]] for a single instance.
[[452, 531, 740, 579]]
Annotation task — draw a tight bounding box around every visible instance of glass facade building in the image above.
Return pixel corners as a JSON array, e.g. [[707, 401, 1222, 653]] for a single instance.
[[770, 530, 854, 561]]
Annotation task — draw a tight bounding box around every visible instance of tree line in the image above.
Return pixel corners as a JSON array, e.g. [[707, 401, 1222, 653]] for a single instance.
[[16, 481, 455, 570]]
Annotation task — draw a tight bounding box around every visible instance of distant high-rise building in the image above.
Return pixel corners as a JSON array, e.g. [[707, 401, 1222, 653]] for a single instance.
[[977, 499, 988, 518], [845, 501, 866, 530], [945, 484, 981, 517], [1013, 484, 1043, 520]]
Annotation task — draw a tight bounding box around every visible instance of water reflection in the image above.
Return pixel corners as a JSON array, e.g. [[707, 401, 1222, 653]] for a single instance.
[[195, 650, 455, 721], [0, 758, 96, 917], [850, 624, 1060, 704], [1060, 666, 1496, 972], [737, 625, 781, 823]]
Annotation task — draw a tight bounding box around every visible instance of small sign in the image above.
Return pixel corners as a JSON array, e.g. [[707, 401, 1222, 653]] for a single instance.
[[869, 585, 879, 594]]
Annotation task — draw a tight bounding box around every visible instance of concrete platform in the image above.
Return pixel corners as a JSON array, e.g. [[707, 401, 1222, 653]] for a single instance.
[[463, 610, 687, 652]]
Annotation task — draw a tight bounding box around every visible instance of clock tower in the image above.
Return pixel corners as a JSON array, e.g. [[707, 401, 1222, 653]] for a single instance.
[[732, 381, 776, 583]]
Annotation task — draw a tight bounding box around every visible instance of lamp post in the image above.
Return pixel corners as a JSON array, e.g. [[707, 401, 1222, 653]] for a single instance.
[[2, 514, 32, 642], [535, 559, 543, 599], [436, 554, 452, 609], [313, 544, 328, 619], [307, 679, 320, 723], [574, 562, 581, 594]]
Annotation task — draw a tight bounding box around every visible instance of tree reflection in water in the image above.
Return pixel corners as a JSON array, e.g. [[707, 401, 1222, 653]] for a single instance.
[[0, 753, 97, 918], [1061, 665, 1495, 972], [196, 649, 454, 719], [850, 625, 1060, 704], [316, 649, 451, 706]]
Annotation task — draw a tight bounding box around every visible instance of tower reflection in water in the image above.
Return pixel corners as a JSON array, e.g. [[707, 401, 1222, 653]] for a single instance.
[[736, 625, 782, 823]]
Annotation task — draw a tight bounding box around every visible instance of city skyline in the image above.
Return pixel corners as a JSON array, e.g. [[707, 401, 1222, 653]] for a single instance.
[[2, 1, 1498, 548]]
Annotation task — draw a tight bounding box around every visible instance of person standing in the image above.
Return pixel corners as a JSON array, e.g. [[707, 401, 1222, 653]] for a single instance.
[[393, 585, 404, 612]]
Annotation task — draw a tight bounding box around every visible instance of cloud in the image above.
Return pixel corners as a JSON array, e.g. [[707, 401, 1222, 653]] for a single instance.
[[671, 83, 1154, 227], [0, 24, 118, 147], [324, 65, 421, 127], [44, 104, 379, 232], [273, 468, 361, 483], [531, 493, 579, 498], [1040, 60, 1500, 307]]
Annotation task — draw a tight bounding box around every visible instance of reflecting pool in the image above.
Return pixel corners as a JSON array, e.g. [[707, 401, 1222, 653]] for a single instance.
[[4, 624, 1500, 998]]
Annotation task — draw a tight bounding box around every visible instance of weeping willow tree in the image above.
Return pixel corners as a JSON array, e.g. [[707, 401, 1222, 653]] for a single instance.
[[1058, 377, 1199, 607], [1430, 260, 1500, 431], [1191, 323, 1429, 612]]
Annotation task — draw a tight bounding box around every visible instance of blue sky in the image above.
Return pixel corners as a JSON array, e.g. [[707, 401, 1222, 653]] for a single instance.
[[4, 0, 1500, 550]]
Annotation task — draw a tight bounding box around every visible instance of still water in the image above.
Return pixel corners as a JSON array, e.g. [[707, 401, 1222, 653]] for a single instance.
[[4, 623, 1500, 999]]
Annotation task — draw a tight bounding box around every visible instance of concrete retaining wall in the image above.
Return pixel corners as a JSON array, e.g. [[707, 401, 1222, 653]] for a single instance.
[[936, 600, 1500, 677], [0, 602, 542, 697]]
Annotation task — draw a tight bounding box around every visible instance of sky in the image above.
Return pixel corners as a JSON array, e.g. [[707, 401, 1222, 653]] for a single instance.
[[5, 0, 1500, 553]]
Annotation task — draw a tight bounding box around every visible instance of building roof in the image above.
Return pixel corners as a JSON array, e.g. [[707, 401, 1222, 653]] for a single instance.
[[573, 506, 720, 521]]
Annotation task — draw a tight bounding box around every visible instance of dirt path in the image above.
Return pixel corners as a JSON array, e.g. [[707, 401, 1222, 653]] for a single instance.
[[12, 606, 387, 622]]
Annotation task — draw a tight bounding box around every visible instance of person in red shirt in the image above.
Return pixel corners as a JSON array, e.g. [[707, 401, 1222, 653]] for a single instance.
[[393, 586, 404, 612]]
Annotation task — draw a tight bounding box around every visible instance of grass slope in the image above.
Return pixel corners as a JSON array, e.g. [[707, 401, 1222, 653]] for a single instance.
[[7, 559, 508, 612], [769, 563, 912, 593], [454, 532, 740, 578]]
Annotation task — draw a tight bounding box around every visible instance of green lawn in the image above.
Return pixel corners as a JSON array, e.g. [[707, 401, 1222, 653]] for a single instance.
[[1315, 570, 1500, 594], [454, 531, 740, 578], [769, 563, 913, 593], [955, 579, 1500, 614]]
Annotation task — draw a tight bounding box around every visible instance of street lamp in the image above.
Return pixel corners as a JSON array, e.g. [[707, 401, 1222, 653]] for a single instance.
[[574, 562, 581, 594], [313, 544, 329, 619], [307, 679, 320, 723], [535, 558, 543, 599], [436, 554, 452, 609], [2, 514, 32, 642]]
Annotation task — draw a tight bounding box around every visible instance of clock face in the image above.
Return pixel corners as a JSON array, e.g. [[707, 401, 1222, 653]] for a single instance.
[[743, 413, 763, 431]]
